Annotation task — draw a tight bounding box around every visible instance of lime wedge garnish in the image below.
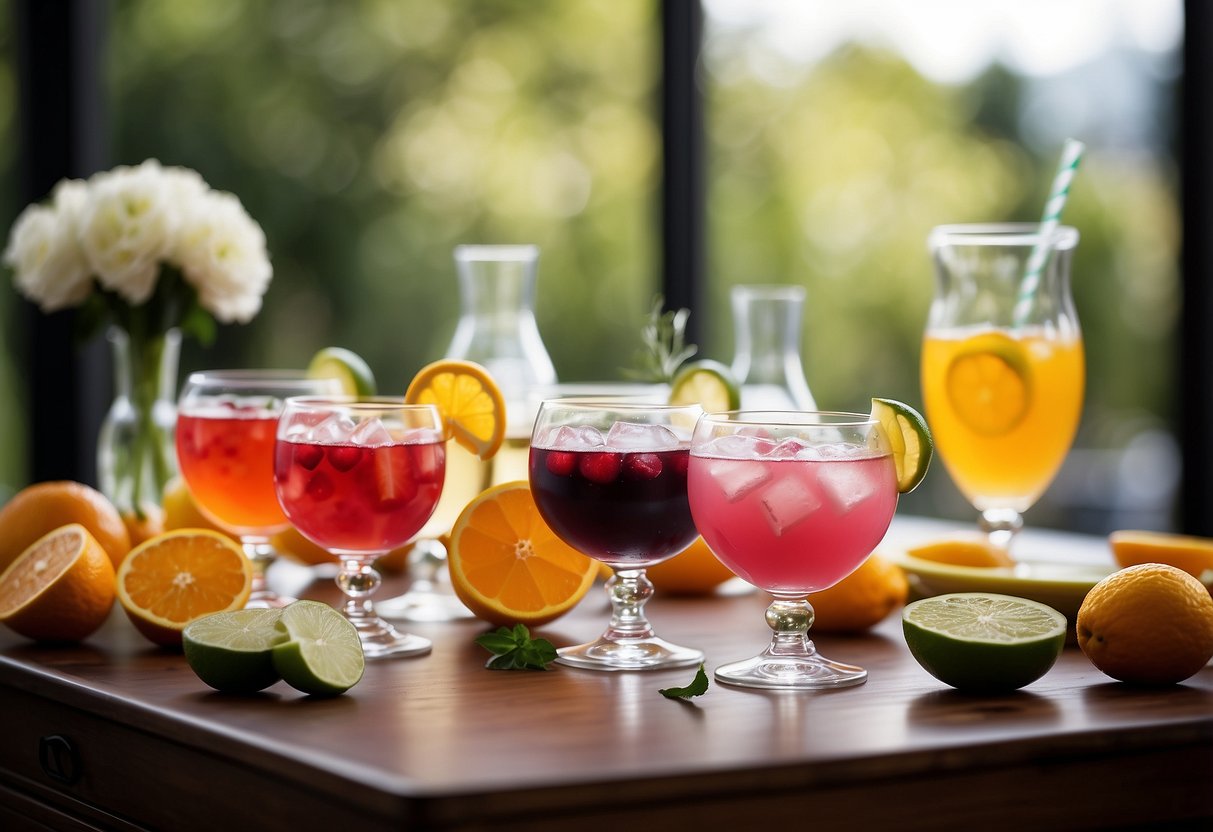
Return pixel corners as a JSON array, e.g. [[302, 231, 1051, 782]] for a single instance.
[[669, 359, 741, 412], [870, 397, 933, 493], [307, 347, 378, 397], [902, 593, 1066, 693], [272, 600, 365, 696], [183, 608, 287, 693]]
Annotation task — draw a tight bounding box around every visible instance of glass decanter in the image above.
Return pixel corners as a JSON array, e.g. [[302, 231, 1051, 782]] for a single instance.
[[730, 284, 816, 410]]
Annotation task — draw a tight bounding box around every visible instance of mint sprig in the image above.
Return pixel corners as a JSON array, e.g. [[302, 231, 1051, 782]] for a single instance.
[[659, 663, 710, 699], [474, 624, 558, 671]]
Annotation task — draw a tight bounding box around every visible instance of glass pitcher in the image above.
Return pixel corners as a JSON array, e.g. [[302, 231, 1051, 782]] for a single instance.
[[730, 284, 816, 410]]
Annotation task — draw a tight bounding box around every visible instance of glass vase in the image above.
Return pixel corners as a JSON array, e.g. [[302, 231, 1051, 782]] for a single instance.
[[97, 325, 181, 521], [729, 284, 816, 410]]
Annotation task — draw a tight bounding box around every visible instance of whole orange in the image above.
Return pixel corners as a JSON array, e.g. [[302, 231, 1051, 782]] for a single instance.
[[646, 537, 738, 596], [0, 524, 116, 643], [1077, 563, 1213, 685], [809, 553, 909, 633], [122, 504, 167, 548], [0, 481, 131, 571]]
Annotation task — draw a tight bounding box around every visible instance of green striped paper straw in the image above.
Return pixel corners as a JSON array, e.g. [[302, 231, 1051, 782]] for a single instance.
[[1012, 138, 1085, 327]]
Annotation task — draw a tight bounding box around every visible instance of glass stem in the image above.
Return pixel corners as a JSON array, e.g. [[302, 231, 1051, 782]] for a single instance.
[[338, 556, 383, 631], [980, 507, 1023, 552], [765, 598, 816, 657], [603, 569, 655, 642], [243, 537, 275, 597]]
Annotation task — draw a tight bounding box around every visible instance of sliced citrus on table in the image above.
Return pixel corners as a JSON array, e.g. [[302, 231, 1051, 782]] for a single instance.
[[944, 332, 1032, 436], [0, 524, 116, 643], [906, 534, 1015, 568], [183, 608, 288, 693], [307, 346, 378, 396], [0, 480, 131, 572], [870, 398, 933, 493], [902, 592, 1066, 693], [447, 481, 598, 627], [668, 359, 741, 412], [406, 359, 506, 460], [115, 529, 253, 648], [1108, 530, 1213, 588], [271, 600, 365, 696]]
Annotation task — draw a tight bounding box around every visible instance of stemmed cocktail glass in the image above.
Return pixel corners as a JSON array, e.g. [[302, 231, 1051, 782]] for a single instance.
[[922, 224, 1083, 552], [688, 411, 900, 689], [176, 370, 342, 608], [529, 399, 703, 671], [274, 397, 445, 659]]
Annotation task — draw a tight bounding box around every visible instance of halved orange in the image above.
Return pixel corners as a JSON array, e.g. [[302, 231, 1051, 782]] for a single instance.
[[906, 534, 1015, 568], [115, 529, 252, 648], [945, 332, 1032, 436], [0, 480, 131, 572], [0, 524, 116, 643], [447, 481, 598, 627], [1110, 530, 1213, 586], [406, 359, 506, 460]]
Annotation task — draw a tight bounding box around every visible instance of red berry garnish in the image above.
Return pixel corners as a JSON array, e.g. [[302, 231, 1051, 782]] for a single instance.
[[670, 451, 690, 476], [294, 444, 324, 470], [578, 451, 622, 484], [545, 451, 577, 476], [328, 445, 363, 471], [623, 453, 662, 480]]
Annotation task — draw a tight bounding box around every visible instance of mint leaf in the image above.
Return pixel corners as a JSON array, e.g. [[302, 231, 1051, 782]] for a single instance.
[[659, 663, 710, 699], [474, 625, 557, 671]]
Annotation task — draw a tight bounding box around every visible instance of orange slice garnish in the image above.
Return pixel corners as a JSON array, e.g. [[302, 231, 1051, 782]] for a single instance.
[[405, 359, 506, 460], [945, 332, 1032, 436]]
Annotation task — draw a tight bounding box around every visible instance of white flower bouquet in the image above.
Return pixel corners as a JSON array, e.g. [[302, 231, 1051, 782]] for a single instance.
[[3, 159, 273, 519]]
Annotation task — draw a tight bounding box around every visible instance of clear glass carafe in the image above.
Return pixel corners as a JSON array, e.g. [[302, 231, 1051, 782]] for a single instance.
[[730, 285, 816, 410]]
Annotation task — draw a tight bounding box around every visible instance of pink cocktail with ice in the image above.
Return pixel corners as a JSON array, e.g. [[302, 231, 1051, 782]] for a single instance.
[[688, 410, 900, 690]]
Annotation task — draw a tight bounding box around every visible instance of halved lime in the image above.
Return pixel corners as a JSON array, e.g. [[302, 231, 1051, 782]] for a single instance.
[[669, 360, 741, 412], [307, 347, 378, 396], [272, 600, 365, 696], [183, 608, 288, 693], [870, 398, 933, 493], [902, 592, 1066, 693]]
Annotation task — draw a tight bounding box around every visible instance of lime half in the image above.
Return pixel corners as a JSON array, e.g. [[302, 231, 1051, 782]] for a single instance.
[[307, 347, 378, 396], [183, 608, 288, 693], [669, 360, 741, 412], [870, 398, 933, 493], [903, 592, 1066, 693], [272, 600, 365, 696]]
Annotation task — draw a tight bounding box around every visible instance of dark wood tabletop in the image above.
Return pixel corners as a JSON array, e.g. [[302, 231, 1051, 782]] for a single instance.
[[1, 522, 1211, 832]]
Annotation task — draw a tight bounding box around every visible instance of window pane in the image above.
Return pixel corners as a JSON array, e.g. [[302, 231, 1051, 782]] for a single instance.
[[108, 0, 659, 392], [703, 0, 1181, 532]]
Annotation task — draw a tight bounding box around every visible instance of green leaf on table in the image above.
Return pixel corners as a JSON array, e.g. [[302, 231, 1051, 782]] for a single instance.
[[475, 624, 557, 671], [659, 663, 710, 699]]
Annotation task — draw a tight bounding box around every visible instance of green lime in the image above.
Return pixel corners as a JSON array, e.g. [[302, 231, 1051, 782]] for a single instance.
[[307, 347, 377, 396], [902, 592, 1066, 693], [870, 398, 933, 494], [183, 608, 288, 693], [272, 600, 365, 697], [669, 360, 741, 412]]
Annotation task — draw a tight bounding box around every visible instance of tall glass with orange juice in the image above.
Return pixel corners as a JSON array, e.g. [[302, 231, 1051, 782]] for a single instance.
[[922, 224, 1082, 551]]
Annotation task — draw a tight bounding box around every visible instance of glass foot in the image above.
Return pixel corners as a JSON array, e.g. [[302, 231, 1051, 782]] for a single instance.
[[557, 635, 703, 671], [376, 589, 475, 623], [714, 650, 867, 690], [346, 614, 432, 660]]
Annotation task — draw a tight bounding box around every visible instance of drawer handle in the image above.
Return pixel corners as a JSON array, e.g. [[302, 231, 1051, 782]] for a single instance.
[[38, 734, 81, 785]]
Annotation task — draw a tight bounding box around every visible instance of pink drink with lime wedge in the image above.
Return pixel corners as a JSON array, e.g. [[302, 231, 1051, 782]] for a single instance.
[[688, 440, 898, 596]]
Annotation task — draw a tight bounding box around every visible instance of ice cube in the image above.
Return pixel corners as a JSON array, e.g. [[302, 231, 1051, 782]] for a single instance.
[[817, 461, 878, 513], [759, 473, 822, 537], [703, 434, 768, 460], [546, 424, 605, 451], [308, 414, 357, 444], [349, 417, 393, 447], [769, 437, 809, 459], [605, 421, 680, 451], [706, 458, 772, 502]]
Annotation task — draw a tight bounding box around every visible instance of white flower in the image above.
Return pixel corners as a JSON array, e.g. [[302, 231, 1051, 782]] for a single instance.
[[77, 159, 181, 305], [3, 179, 93, 312], [174, 189, 272, 324]]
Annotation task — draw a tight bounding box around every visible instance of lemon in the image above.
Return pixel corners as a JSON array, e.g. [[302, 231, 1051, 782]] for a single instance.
[[669, 360, 741, 412], [183, 608, 288, 693], [271, 600, 365, 696], [870, 398, 933, 493], [944, 332, 1032, 436], [902, 593, 1066, 693], [307, 347, 378, 396]]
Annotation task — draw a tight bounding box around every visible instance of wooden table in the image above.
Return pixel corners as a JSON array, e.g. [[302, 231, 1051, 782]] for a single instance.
[[1, 522, 1211, 832]]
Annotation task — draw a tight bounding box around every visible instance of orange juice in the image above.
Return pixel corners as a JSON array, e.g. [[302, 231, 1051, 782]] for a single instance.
[[922, 325, 1083, 511]]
